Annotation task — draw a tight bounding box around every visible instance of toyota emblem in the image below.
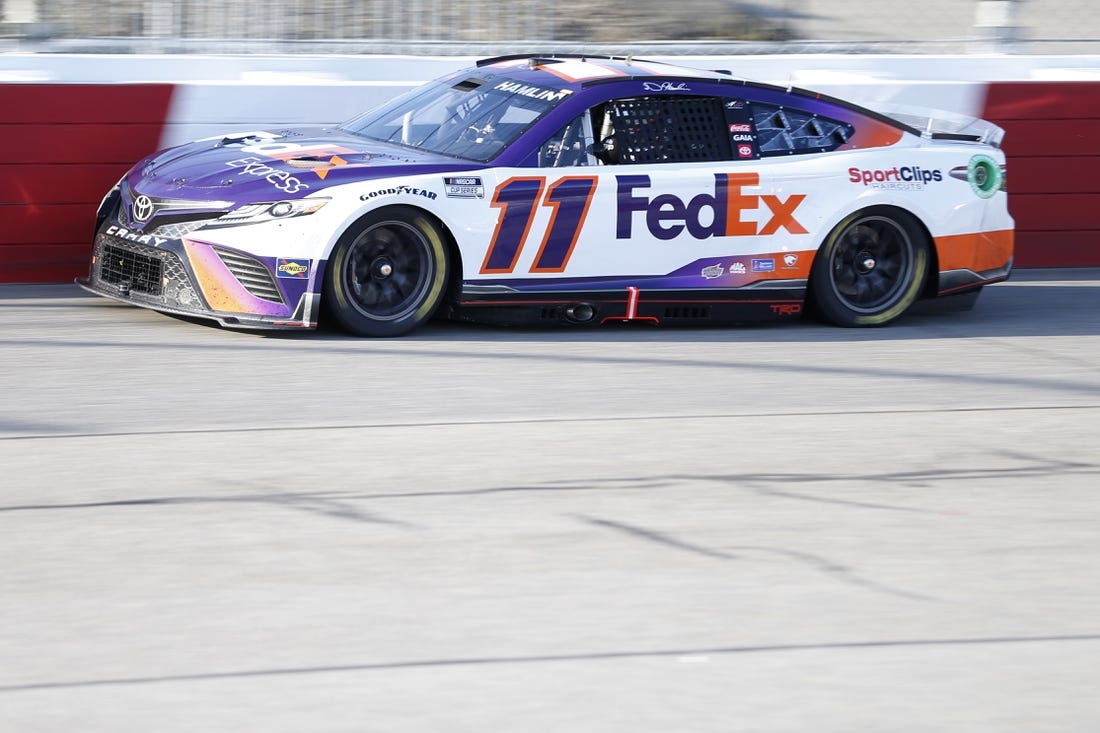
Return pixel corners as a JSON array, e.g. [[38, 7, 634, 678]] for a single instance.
[[132, 194, 155, 223]]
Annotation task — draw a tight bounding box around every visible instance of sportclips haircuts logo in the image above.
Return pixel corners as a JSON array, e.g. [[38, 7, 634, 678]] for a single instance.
[[616, 173, 807, 240], [849, 165, 943, 191]]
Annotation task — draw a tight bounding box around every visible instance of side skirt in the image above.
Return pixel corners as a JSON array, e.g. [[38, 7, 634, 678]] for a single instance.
[[449, 285, 808, 327]]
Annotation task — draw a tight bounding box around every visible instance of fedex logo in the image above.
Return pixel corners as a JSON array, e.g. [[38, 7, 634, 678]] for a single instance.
[[616, 173, 808, 241]]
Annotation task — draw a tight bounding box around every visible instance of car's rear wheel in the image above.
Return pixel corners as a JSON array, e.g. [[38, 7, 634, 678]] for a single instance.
[[810, 207, 929, 327], [324, 207, 449, 337]]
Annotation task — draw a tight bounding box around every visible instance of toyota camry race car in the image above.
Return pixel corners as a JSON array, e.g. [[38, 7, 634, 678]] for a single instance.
[[79, 55, 1013, 336]]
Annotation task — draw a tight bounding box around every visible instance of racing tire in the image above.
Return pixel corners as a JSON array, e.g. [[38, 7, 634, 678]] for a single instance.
[[324, 207, 449, 337], [810, 207, 929, 327]]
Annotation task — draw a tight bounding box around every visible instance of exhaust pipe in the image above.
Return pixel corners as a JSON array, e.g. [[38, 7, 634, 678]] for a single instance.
[[563, 303, 596, 324]]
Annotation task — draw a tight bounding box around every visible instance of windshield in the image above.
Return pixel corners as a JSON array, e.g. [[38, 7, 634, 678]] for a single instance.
[[341, 75, 573, 162]]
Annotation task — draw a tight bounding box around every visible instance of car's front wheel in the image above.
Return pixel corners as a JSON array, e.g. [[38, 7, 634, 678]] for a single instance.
[[324, 207, 449, 337], [810, 207, 929, 327]]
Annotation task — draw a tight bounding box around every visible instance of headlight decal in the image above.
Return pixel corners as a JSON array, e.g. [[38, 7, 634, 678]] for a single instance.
[[211, 198, 330, 227]]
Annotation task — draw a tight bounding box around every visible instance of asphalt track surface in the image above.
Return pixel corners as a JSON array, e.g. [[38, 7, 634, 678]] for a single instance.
[[2, 269, 1099, 732]]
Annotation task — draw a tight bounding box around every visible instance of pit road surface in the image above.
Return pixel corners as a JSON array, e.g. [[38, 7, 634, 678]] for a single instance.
[[2, 270, 1099, 731]]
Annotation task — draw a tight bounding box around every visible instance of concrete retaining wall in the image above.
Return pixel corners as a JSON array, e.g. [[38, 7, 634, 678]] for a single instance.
[[1, 53, 1097, 282]]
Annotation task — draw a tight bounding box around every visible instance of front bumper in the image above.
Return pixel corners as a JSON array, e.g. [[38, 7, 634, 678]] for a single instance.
[[80, 229, 320, 330]]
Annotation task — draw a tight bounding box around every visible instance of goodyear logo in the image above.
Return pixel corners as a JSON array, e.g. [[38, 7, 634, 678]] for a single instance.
[[276, 258, 310, 279]]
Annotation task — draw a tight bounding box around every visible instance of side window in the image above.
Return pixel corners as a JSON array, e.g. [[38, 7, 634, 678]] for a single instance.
[[590, 95, 732, 165], [749, 102, 854, 156], [538, 114, 594, 168]]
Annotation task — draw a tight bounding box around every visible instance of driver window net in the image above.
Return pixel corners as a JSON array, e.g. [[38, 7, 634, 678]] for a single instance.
[[608, 96, 732, 164]]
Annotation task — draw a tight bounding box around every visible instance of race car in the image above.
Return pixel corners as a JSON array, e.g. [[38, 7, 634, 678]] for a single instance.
[[79, 54, 1013, 336]]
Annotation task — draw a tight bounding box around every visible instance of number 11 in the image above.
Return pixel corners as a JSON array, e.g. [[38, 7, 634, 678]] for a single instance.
[[479, 176, 598, 275]]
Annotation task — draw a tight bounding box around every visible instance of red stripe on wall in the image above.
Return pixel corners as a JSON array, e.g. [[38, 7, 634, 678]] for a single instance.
[[996, 120, 1100, 157], [983, 81, 1100, 267], [0, 164, 134, 204], [0, 203, 95, 244], [1012, 231, 1100, 269], [0, 123, 169, 164], [0, 84, 174, 284], [0, 243, 92, 283], [1007, 157, 1100, 195], [983, 81, 1100, 120], [0, 84, 176, 123], [1010, 195, 1100, 231]]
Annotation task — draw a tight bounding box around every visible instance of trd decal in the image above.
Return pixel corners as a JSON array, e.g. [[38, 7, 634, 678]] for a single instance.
[[480, 176, 598, 275], [770, 303, 803, 316]]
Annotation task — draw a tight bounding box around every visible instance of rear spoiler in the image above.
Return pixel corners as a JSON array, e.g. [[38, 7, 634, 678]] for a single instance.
[[872, 103, 1005, 148]]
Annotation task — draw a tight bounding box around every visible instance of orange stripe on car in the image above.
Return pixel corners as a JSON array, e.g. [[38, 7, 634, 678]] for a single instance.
[[935, 229, 1015, 272]]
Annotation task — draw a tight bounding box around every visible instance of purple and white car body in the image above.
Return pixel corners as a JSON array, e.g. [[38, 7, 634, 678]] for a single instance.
[[80, 55, 1013, 336]]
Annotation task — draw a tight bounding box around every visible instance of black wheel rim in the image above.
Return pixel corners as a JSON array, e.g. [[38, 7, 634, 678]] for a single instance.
[[828, 216, 914, 313], [342, 221, 434, 321]]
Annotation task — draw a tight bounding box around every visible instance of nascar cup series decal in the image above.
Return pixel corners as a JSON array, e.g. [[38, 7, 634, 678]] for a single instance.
[[444, 177, 485, 199]]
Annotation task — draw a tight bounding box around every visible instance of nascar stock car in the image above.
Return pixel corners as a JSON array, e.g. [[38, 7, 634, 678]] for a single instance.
[[79, 54, 1013, 336]]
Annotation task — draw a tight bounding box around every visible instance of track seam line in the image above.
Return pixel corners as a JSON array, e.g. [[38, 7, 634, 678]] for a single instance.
[[3, 403, 1100, 442]]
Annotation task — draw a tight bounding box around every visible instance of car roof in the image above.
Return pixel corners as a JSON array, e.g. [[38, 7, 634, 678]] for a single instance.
[[473, 54, 925, 139], [475, 54, 733, 91]]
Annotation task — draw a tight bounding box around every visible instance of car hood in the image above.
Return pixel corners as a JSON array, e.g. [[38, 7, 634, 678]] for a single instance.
[[125, 127, 484, 203]]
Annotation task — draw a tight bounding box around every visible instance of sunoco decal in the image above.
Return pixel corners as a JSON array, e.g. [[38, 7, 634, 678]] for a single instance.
[[276, 258, 310, 279]]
